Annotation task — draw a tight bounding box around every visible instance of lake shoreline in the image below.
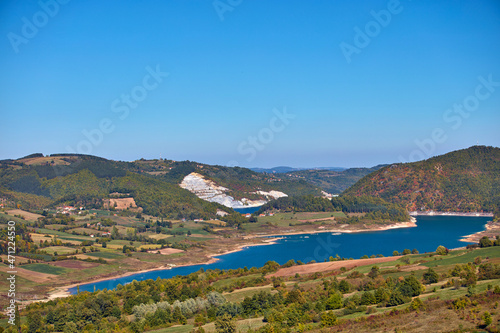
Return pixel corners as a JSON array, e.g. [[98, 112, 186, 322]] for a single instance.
[[46, 213, 496, 302], [410, 211, 493, 217], [460, 219, 500, 243], [409, 211, 496, 245], [249, 218, 417, 238], [46, 218, 418, 300]]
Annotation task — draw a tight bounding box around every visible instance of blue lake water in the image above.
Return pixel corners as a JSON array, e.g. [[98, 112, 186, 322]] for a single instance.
[[71, 216, 489, 294], [233, 206, 262, 214]]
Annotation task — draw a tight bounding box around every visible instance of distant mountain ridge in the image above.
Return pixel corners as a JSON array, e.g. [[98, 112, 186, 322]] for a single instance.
[[250, 166, 346, 173], [276, 164, 388, 194], [344, 146, 500, 213]]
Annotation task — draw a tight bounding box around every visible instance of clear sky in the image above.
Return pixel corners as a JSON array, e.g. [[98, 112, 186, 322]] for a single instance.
[[1, 0, 499, 168]]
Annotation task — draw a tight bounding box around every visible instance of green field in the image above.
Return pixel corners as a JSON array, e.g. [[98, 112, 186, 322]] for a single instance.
[[22, 263, 69, 275], [258, 211, 346, 224], [42, 246, 76, 255], [423, 246, 500, 267], [224, 285, 275, 303]]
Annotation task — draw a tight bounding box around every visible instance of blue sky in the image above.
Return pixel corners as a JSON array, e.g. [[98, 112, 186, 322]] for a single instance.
[[1, 0, 499, 168]]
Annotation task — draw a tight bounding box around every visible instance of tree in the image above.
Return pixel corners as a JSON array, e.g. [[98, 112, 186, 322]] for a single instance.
[[27, 311, 42, 332], [402, 249, 411, 255], [14, 304, 21, 331], [423, 268, 439, 284], [387, 290, 409, 307], [375, 287, 390, 303], [63, 322, 78, 333], [215, 314, 236, 333], [479, 236, 493, 248], [338, 280, 350, 293], [111, 225, 119, 239], [360, 291, 377, 305], [399, 275, 424, 297], [435, 245, 448, 255], [411, 248, 419, 254], [325, 292, 343, 310], [392, 250, 400, 256], [286, 288, 306, 304], [367, 266, 380, 279], [483, 311, 492, 326]]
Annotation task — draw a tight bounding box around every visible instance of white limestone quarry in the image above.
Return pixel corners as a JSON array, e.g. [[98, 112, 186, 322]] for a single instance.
[[179, 172, 287, 209], [254, 190, 288, 199]]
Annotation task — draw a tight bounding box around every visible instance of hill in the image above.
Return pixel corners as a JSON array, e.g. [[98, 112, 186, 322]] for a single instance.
[[0, 154, 321, 217], [276, 165, 387, 194], [344, 146, 500, 213]]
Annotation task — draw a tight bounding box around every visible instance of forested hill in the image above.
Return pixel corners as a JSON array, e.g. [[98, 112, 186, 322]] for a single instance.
[[0, 154, 320, 218], [256, 195, 410, 222], [344, 146, 500, 213], [276, 165, 387, 194]]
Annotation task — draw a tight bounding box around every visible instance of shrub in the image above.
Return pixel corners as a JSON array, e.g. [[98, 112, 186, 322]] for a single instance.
[[321, 311, 338, 327], [423, 268, 439, 284]]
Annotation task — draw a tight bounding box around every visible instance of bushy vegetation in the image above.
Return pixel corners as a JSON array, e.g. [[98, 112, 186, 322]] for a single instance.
[[10, 247, 500, 333]]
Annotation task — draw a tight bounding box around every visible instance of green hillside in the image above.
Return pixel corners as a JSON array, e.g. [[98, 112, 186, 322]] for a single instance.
[[344, 146, 500, 213], [0, 154, 321, 217]]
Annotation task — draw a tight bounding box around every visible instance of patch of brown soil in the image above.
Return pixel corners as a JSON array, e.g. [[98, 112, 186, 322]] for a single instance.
[[268, 256, 402, 278], [0, 265, 54, 283], [103, 197, 142, 211], [49, 260, 99, 270], [148, 248, 185, 255]]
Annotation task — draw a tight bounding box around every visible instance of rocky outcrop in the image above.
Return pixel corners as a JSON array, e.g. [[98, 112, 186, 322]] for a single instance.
[[180, 172, 287, 209]]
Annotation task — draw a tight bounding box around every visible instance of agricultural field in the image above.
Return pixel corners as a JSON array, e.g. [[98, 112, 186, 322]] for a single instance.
[[5, 209, 43, 222], [21, 263, 69, 275]]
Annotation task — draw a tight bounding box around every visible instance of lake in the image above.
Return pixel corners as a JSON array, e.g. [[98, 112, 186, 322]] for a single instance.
[[70, 215, 489, 293], [233, 206, 262, 214]]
